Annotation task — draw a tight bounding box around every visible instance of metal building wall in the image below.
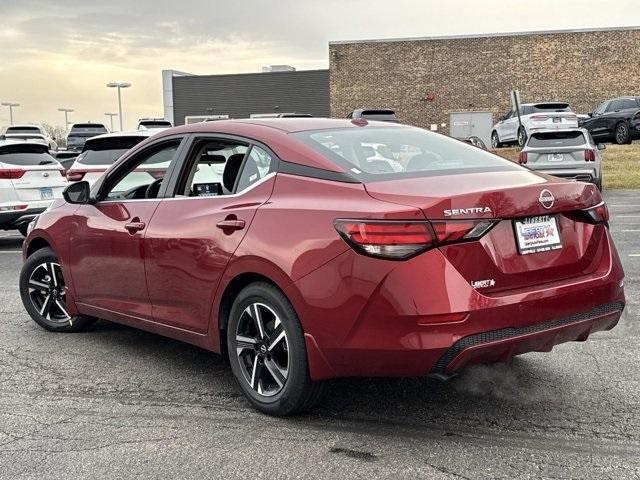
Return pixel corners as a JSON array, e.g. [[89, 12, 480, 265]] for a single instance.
[[172, 69, 329, 125]]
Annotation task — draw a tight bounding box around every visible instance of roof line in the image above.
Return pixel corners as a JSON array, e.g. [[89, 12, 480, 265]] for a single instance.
[[329, 25, 640, 45], [169, 68, 328, 79]]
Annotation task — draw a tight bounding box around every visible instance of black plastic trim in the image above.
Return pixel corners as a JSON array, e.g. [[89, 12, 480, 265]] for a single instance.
[[278, 160, 360, 183]]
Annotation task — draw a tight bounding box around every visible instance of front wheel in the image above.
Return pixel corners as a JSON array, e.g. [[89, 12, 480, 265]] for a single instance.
[[19, 247, 94, 332], [227, 282, 325, 416], [491, 131, 502, 149]]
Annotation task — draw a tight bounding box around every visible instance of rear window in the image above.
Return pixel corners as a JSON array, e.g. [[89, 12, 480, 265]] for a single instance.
[[359, 110, 398, 121], [6, 126, 41, 134], [529, 131, 586, 147], [69, 124, 108, 137], [0, 145, 56, 166], [79, 136, 146, 165], [78, 149, 129, 166], [530, 103, 572, 113], [139, 121, 171, 128], [292, 126, 521, 180]]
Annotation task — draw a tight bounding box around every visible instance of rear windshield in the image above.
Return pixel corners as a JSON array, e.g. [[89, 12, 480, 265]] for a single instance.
[[139, 121, 171, 128], [360, 111, 398, 121], [78, 149, 129, 165], [292, 126, 521, 180], [530, 103, 572, 113], [69, 125, 108, 137], [529, 131, 586, 147], [0, 145, 56, 166], [6, 126, 40, 134], [79, 136, 146, 165]]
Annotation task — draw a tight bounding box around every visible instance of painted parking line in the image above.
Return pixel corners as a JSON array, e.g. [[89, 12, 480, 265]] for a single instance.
[[0, 251, 21, 254], [621, 230, 640, 232], [629, 254, 640, 257]]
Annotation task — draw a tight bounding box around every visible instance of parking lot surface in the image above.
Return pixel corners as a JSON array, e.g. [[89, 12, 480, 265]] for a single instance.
[[0, 190, 638, 479]]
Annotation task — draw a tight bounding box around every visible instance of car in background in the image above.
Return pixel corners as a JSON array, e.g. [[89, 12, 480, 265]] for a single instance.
[[492, 102, 578, 148], [20, 118, 625, 415], [347, 108, 399, 123], [51, 150, 79, 171], [460, 136, 487, 149], [579, 96, 640, 144], [1, 124, 57, 150], [1, 133, 52, 148], [518, 128, 604, 190], [0, 140, 67, 236], [65, 123, 109, 152], [138, 118, 173, 130], [66, 130, 162, 187]]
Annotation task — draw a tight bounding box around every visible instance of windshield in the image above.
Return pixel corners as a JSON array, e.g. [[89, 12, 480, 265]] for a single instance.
[[529, 131, 586, 148], [292, 126, 521, 180]]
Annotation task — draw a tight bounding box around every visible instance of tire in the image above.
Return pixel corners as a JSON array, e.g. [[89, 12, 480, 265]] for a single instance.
[[517, 127, 527, 148], [226, 282, 325, 416], [17, 224, 29, 237], [491, 131, 502, 149], [19, 247, 94, 332], [614, 122, 630, 145]]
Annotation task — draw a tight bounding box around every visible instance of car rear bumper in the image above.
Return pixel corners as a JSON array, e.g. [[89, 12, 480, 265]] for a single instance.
[[291, 229, 625, 380], [0, 207, 46, 229], [535, 168, 599, 183]]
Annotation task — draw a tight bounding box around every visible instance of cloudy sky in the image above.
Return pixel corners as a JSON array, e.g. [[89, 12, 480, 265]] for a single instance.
[[1, 0, 639, 130]]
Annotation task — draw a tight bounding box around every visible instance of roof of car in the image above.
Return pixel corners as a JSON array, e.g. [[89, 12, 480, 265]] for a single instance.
[[84, 129, 163, 143], [0, 139, 49, 150]]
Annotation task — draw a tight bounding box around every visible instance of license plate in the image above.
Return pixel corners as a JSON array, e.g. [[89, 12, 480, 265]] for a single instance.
[[39, 187, 53, 200], [552, 117, 561, 123], [514, 215, 562, 255], [548, 153, 564, 162]]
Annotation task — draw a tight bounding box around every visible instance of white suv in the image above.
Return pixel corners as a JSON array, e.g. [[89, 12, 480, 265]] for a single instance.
[[491, 102, 578, 148], [0, 140, 67, 235], [1, 124, 58, 150]]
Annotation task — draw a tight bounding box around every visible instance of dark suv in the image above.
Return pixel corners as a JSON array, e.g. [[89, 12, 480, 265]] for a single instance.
[[580, 96, 640, 144], [66, 123, 109, 151]]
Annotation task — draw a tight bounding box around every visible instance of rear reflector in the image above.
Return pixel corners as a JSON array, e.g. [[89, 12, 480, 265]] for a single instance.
[[334, 219, 496, 260], [518, 151, 528, 164], [584, 149, 596, 162], [0, 169, 25, 179]]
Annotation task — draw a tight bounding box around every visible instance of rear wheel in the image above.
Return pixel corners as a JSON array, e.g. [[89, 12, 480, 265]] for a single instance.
[[517, 127, 527, 148], [614, 122, 631, 144], [19, 247, 94, 332], [227, 282, 324, 416], [491, 131, 502, 149]]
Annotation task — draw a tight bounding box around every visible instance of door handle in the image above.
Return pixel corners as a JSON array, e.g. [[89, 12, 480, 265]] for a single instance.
[[124, 220, 146, 234], [216, 219, 245, 231]]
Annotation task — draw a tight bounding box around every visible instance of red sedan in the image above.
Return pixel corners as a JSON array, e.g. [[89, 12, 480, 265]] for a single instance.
[[19, 118, 625, 416]]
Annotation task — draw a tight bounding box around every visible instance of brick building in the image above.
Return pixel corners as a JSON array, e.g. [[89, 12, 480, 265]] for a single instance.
[[329, 27, 640, 142]]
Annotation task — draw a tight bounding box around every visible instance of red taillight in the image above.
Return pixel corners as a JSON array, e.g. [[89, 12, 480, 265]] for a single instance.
[[0, 168, 25, 179], [584, 149, 596, 162], [66, 170, 86, 181], [585, 202, 609, 223], [334, 219, 496, 259], [531, 115, 549, 121], [518, 151, 528, 164], [59, 169, 66, 177]]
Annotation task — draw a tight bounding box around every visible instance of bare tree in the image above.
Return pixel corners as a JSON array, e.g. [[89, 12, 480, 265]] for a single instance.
[[42, 123, 67, 147]]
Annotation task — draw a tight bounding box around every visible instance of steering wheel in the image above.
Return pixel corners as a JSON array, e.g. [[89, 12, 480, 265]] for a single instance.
[[145, 178, 163, 199]]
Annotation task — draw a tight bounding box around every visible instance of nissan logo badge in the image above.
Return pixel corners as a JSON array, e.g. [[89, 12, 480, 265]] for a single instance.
[[42, 172, 49, 178], [539, 189, 554, 209]]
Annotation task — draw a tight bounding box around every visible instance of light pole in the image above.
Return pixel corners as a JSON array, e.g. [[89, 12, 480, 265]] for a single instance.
[[106, 82, 131, 131], [104, 113, 118, 131], [1, 102, 20, 125], [58, 108, 74, 129]]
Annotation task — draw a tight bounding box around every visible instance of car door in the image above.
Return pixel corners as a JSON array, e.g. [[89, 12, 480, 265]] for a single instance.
[[584, 101, 609, 139], [502, 109, 519, 141], [144, 136, 277, 333], [69, 137, 185, 318], [602, 99, 623, 137], [495, 110, 512, 140]]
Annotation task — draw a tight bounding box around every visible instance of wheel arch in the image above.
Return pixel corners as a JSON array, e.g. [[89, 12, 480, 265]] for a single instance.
[[24, 235, 53, 258]]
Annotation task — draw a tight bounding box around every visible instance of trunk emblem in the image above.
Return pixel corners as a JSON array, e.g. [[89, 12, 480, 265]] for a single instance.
[[42, 172, 49, 178], [539, 189, 554, 209]]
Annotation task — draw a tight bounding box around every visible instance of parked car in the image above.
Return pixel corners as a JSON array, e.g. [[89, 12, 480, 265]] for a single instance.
[[66, 130, 160, 186], [51, 150, 79, 171], [518, 128, 605, 190], [65, 123, 109, 152], [1, 124, 57, 150], [1, 133, 51, 148], [0, 140, 67, 236], [491, 102, 578, 148], [20, 119, 625, 416], [138, 118, 173, 130], [579, 96, 640, 144], [347, 108, 399, 123], [460, 136, 487, 149]]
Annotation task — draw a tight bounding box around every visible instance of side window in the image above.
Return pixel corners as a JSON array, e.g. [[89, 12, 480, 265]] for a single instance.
[[593, 102, 608, 115], [621, 99, 636, 110], [176, 138, 249, 197], [236, 146, 275, 192], [606, 100, 621, 112], [103, 140, 181, 201]]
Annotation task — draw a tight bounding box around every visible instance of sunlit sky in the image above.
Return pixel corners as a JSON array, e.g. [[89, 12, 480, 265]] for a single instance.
[[1, 0, 639, 130]]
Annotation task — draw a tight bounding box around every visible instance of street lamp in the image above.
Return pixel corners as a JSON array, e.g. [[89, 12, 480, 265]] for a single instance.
[[106, 82, 131, 131], [1, 102, 20, 125], [104, 112, 118, 131], [58, 108, 74, 129]]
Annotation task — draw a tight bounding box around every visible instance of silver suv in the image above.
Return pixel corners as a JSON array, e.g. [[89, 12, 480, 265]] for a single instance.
[[518, 128, 604, 190]]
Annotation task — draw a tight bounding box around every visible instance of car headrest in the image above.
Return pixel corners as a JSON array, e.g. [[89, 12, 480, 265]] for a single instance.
[[406, 153, 439, 171], [223, 153, 246, 191], [236, 155, 260, 192]]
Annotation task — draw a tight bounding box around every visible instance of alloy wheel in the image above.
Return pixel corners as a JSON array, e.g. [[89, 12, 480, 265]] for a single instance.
[[616, 123, 628, 144], [27, 262, 70, 323], [518, 129, 527, 147], [491, 133, 499, 148], [235, 302, 289, 397]]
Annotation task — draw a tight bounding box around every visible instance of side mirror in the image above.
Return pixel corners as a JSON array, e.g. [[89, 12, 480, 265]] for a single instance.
[[63, 181, 91, 204], [597, 143, 606, 151]]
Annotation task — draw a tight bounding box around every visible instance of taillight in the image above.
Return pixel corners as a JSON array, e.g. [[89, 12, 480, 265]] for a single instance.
[[531, 115, 549, 121], [565, 201, 609, 226], [334, 220, 434, 259], [59, 169, 66, 177], [334, 219, 496, 260], [66, 170, 86, 181], [584, 149, 596, 162], [0, 168, 25, 179], [518, 151, 528, 164]]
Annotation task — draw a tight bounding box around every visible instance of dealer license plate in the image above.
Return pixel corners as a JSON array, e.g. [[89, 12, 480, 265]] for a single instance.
[[39, 187, 53, 200], [514, 215, 562, 255]]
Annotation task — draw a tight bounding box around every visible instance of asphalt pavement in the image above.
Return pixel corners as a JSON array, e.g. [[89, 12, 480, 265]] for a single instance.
[[0, 190, 638, 479]]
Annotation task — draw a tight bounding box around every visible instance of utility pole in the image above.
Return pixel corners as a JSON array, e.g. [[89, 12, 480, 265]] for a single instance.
[[106, 82, 131, 131], [1, 102, 20, 125]]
